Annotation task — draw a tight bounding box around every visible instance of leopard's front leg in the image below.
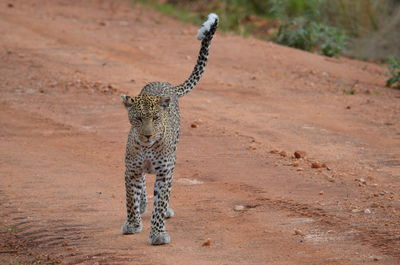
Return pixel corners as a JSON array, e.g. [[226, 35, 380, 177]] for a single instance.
[[121, 169, 144, 234], [139, 174, 147, 214], [149, 170, 173, 245]]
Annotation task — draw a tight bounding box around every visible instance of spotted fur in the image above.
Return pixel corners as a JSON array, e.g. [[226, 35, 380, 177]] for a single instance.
[[120, 14, 218, 245]]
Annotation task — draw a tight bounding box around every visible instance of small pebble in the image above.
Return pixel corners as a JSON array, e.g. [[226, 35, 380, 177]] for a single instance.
[[294, 150, 306, 159], [234, 205, 245, 211], [247, 144, 257, 150], [190, 119, 203, 128], [369, 256, 380, 261], [311, 162, 322, 168], [202, 238, 212, 247], [364, 209, 372, 214], [294, 229, 305, 236], [327, 175, 335, 182]]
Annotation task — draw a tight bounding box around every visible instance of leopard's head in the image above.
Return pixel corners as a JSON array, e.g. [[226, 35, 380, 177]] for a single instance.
[[121, 94, 170, 146]]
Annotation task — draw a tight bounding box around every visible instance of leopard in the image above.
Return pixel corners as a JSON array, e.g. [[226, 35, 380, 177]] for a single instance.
[[120, 13, 218, 245]]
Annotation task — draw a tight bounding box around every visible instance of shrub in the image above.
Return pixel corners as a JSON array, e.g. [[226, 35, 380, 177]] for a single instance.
[[276, 18, 316, 51], [386, 56, 400, 89], [276, 17, 347, 57]]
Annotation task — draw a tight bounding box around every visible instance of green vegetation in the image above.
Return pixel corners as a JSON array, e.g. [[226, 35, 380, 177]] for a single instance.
[[134, 0, 400, 60], [342, 88, 356, 95], [386, 56, 400, 89], [276, 18, 346, 57], [8, 225, 18, 231], [136, 0, 203, 25]]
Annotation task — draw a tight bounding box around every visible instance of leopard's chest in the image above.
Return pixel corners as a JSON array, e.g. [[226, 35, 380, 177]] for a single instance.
[[140, 147, 169, 174], [142, 159, 155, 174]]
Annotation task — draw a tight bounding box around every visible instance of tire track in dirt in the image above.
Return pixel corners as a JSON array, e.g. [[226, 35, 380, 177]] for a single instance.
[[0, 190, 144, 265], [225, 181, 400, 258]]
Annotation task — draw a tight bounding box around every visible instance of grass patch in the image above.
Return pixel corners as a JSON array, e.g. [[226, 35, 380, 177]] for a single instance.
[[135, 0, 203, 26], [342, 88, 356, 95], [8, 225, 18, 232], [386, 56, 400, 89]]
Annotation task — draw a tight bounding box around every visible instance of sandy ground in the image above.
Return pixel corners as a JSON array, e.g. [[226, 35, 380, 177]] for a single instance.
[[0, 1, 399, 264]]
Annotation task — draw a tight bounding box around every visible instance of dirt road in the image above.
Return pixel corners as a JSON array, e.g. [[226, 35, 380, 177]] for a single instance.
[[1, 1, 399, 264]]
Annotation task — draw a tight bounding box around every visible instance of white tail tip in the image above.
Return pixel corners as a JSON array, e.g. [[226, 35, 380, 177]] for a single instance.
[[196, 13, 218, 40]]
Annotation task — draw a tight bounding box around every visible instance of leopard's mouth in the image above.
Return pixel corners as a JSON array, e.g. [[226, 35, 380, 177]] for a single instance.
[[139, 136, 156, 146]]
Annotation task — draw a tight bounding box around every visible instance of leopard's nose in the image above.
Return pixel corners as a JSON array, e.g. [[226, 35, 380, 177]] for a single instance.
[[144, 134, 152, 139]]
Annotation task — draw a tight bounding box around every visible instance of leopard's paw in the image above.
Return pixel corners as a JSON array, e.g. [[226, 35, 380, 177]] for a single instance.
[[149, 232, 171, 245], [166, 207, 174, 219], [121, 220, 142, 234]]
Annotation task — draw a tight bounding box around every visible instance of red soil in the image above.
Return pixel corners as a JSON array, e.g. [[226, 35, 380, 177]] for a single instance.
[[1, 1, 399, 264]]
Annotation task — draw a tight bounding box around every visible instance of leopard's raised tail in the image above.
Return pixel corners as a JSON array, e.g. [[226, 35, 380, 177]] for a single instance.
[[174, 13, 219, 97]]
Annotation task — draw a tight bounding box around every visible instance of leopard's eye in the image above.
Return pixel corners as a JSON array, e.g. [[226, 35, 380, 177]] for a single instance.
[[136, 117, 142, 122], [153, 116, 159, 121]]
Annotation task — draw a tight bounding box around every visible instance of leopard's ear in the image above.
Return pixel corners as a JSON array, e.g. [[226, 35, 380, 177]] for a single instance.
[[121, 94, 134, 109], [159, 97, 170, 109]]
